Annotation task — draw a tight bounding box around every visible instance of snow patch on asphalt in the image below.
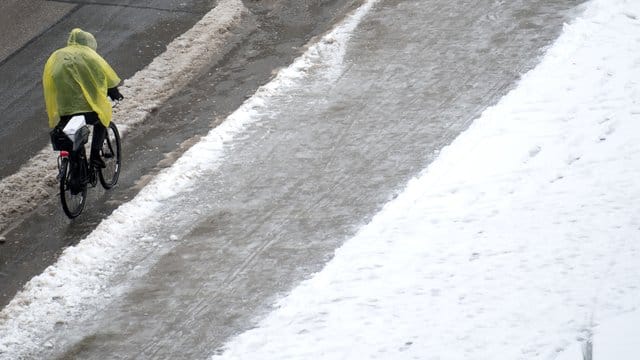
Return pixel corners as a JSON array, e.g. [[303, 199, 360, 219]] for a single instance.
[[0, 2, 378, 358], [210, 1, 640, 359], [0, 0, 248, 234]]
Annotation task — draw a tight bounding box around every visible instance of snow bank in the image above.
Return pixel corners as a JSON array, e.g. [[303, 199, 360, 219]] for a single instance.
[[0, 0, 248, 234], [210, 1, 640, 359], [0, 1, 378, 358]]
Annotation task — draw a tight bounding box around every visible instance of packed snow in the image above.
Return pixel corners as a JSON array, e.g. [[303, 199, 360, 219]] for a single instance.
[[209, 0, 640, 359]]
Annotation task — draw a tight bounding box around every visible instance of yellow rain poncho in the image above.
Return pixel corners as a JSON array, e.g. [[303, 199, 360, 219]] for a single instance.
[[43, 28, 121, 128]]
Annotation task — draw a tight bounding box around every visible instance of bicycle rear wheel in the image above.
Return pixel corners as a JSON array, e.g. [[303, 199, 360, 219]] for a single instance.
[[60, 157, 87, 218], [99, 122, 121, 189]]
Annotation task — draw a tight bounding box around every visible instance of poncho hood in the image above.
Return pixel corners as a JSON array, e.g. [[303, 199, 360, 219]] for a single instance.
[[67, 28, 97, 50]]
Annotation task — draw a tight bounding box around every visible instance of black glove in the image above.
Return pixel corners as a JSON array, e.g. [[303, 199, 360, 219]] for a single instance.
[[107, 87, 124, 101]]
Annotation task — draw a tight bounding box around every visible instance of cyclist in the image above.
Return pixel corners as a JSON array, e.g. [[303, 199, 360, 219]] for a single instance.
[[43, 28, 124, 168]]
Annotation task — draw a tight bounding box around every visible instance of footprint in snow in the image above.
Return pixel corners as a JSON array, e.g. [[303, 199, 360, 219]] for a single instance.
[[566, 155, 581, 165], [523, 145, 541, 163], [528, 145, 542, 158]]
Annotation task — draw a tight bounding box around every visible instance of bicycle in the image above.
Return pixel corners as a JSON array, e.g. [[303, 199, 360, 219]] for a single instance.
[[51, 119, 122, 218]]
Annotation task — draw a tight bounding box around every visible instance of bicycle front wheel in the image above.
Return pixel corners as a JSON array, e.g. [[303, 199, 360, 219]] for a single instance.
[[99, 122, 122, 189], [60, 157, 87, 218]]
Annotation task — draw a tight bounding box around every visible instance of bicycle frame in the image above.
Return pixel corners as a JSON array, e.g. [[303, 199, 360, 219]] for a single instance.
[[55, 120, 122, 218], [58, 143, 97, 191]]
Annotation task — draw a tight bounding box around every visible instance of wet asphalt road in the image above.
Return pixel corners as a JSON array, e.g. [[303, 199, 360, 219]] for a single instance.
[[0, 0, 74, 62], [10, 0, 582, 358]]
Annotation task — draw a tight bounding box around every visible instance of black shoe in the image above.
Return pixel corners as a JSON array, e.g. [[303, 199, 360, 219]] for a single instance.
[[91, 157, 106, 169]]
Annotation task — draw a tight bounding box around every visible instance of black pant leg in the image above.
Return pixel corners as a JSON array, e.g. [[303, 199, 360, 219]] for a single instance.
[[90, 122, 106, 158], [83, 112, 105, 158]]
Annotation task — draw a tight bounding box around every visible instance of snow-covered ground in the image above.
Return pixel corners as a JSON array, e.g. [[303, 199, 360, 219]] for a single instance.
[[209, 0, 640, 359]]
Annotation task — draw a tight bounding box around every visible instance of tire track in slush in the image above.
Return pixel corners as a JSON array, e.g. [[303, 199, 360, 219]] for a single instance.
[[137, 164, 333, 357], [134, 155, 343, 358]]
